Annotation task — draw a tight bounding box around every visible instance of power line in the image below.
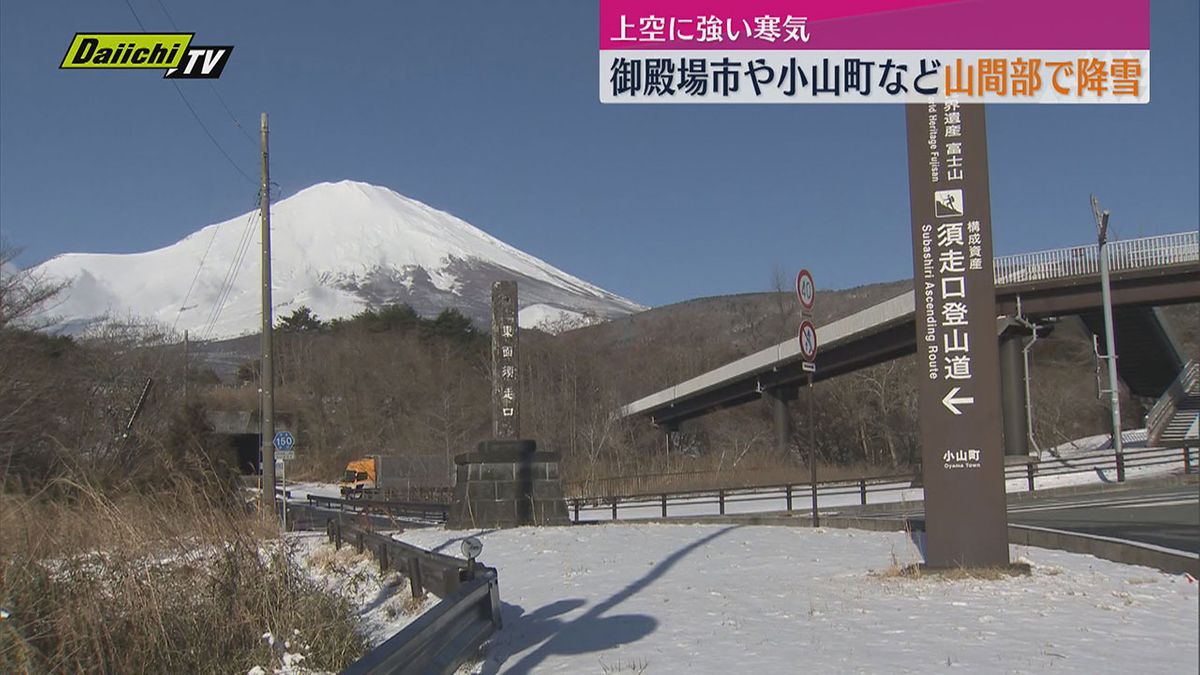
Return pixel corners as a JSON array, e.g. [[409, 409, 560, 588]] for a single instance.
[[152, 0, 178, 28], [209, 85, 258, 147], [168, 81, 257, 184], [122, 0, 147, 30], [201, 210, 258, 341], [202, 211, 257, 341], [171, 224, 220, 334], [121, 0, 256, 185], [152, 0, 258, 147]]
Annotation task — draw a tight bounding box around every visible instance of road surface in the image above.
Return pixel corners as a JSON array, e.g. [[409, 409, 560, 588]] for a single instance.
[[1006, 484, 1198, 553]]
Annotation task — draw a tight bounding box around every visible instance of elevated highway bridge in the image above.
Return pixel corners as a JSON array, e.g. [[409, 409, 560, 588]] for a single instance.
[[621, 231, 1199, 456]]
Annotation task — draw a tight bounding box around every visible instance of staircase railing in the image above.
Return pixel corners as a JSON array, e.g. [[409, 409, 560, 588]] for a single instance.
[[1146, 359, 1200, 445]]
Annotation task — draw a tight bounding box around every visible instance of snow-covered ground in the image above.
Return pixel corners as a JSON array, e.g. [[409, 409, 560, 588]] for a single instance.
[[245, 533, 438, 674], [388, 523, 1198, 674], [285, 480, 342, 501], [288, 531, 436, 646], [281, 431, 1197, 674]]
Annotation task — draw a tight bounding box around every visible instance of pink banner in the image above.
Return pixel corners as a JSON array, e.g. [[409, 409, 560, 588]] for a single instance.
[[599, 0, 1149, 50]]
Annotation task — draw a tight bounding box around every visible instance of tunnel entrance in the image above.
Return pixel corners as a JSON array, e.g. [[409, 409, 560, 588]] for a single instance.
[[207, 410, 295, 476], [230, 433, 260, 475]]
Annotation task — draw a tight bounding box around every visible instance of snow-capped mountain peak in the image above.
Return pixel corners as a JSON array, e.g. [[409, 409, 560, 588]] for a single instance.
[[32, 180, 644, 338]]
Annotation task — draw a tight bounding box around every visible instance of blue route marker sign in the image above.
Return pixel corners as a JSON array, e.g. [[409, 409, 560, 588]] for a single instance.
[[273, 431, 295, 451]]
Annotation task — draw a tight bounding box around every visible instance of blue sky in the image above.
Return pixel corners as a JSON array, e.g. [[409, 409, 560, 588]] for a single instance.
[[1, 1, 1196, 307]]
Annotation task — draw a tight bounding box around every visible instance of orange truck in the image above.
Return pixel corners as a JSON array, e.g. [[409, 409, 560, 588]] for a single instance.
[[337, 455, 453, 499], [338, 457, 379, 498]]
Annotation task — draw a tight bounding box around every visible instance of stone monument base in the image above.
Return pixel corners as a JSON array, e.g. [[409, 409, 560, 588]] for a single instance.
[[447, 439, 570, 529]]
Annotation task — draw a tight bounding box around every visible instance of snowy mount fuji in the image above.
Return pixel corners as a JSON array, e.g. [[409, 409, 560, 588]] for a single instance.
[[34, 181, 644, 339]]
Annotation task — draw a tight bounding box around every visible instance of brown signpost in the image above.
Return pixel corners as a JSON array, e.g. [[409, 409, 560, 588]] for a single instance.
[[491, 280, 520, 438], [904, 102, 1009, 568], [796, 270, 818, 527]]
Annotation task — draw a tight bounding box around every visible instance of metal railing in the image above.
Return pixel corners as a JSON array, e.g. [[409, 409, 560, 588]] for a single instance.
[[284, 506, 503, 675], [305, 494, 450, 524], [563, 466, 907, 500], [1146, 360, 1200, 445], [993, 230, 1198, 286], [568, 445, 1196, 522], [320, 517, 488, 602], [343, 572, 501, 675]]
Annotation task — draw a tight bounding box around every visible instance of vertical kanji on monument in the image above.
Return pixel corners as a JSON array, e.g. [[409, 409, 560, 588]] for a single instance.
[[491, 280, 519, 438], [449, 279, 568, 529]]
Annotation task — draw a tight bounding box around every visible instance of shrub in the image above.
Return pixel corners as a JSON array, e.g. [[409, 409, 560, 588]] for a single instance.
[[0, 481, 365, 673]]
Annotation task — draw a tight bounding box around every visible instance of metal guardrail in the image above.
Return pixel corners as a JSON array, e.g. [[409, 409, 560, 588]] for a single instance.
[[306, 494, 450, 524], [568, 445, 1196, 522], [321, 517, 487, 602], [342, 572, 501, 675], [563, 467, 911, 500], [283, 507, 503, 674], [993, 230, 1198, 286]]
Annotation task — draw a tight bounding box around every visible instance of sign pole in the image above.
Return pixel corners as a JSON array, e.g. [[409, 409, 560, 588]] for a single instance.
[[280, 456, 286, 531], [905, 102, 1008, 568], [271, 431, 295, 530], [808, 371, 818, 527], [796, 268, 818, 527]]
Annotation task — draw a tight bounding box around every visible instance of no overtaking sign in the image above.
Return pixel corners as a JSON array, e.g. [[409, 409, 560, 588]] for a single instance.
[[796, 269, 817, 366], [798, 320, 817, 361]]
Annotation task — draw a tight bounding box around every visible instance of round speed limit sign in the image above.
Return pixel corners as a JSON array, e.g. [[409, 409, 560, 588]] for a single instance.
[[796, 269, 815, 312]]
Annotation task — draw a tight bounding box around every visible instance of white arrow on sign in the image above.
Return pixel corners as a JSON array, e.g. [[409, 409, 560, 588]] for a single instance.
[[942, 387, 975, 415]]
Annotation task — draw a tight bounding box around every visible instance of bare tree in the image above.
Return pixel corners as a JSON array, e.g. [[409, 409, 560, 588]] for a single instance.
[[0, 242, 68, 330], [769, 263, 793, 339]]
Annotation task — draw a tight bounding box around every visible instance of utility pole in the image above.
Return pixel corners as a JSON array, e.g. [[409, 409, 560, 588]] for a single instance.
[[1092, 195, 1124, 482], [259, 112, 277, 512]]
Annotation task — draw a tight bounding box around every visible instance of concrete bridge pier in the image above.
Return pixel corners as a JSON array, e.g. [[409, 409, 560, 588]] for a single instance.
[[764, 386, 798, 453], [999, 323, 1030, 457]]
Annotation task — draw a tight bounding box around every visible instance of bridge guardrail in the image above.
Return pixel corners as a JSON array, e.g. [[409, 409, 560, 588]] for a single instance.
[[568, 445, 1196, 522], [993, 230, 1198, 286]]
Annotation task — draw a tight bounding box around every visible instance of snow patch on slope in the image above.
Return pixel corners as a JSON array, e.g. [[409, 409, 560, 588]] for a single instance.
[[518, 304, 585, 332]]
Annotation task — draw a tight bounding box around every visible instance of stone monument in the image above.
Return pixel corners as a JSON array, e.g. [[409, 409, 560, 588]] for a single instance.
[[447, 281, 569, 528]]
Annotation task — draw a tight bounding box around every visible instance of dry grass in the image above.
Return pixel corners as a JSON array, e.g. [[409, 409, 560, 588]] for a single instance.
[[873, 562, 1032, 581], [0, 479, 365, 674], [400, 594, 427, 616], [307, 539, 372, 574], [599, 656, 651, 674]]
